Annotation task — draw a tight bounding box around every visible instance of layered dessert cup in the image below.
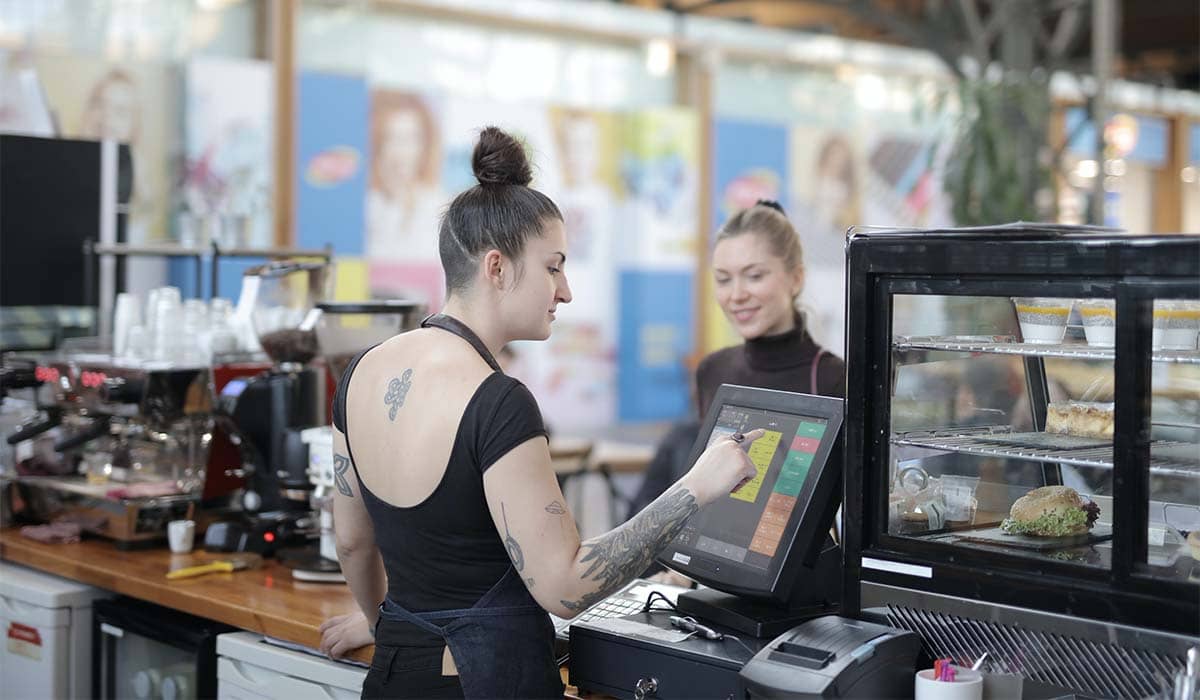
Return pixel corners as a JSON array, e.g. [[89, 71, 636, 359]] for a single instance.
[[1013, 297, 1073, 344], [1156, 300, 1200, 350], [1078, 298, 1115, 348]]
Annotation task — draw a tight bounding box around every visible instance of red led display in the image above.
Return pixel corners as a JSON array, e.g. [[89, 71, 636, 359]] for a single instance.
[[80, 371, 107, 389], [35, 366, 61, 383]]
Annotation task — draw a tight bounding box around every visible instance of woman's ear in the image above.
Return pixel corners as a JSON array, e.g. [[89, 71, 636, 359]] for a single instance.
[[791, 267, 806, 299], [483, 249, 506, 290]]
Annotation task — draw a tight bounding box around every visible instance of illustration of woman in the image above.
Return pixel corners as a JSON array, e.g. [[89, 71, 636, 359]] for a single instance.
[[366, 90, 444, 261]]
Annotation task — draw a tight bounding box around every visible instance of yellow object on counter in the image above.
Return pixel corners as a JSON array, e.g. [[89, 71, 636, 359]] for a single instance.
[[166, 556, 257, 580]]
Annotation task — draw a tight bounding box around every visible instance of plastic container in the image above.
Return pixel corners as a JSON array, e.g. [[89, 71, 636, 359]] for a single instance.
[[1078, 298, 1115, 348], [915, 666, 983, 700], [1157, 300, 1200, 350], [1012, 297, 1073, 344]]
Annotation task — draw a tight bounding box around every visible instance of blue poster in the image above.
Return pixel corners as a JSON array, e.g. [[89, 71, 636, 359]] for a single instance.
[[295, 71, 369, 254], [617, 270, 694, 422], [712, 119, 789, 239], [168, 256, 267, 301]]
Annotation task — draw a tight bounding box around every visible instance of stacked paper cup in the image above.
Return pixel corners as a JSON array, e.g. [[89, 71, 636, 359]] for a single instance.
[[112, 292, 142, 357], [151, 287, 183, 362]]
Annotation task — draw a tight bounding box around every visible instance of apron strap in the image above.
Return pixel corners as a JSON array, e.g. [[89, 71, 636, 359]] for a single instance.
[[422, 313, 504, 373], [379, 599, 447, 636]]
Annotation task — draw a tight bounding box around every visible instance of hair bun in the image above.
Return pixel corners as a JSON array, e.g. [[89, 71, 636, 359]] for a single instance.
[[756, 199, 786, 215], [472, 126, 533, 187]]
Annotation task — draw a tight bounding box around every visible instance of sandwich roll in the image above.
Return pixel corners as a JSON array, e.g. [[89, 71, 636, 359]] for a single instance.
[[1001, 486, 1100, 537]]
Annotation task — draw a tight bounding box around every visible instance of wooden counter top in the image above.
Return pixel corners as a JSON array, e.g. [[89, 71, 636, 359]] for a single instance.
[[0, 529, 372, 664]]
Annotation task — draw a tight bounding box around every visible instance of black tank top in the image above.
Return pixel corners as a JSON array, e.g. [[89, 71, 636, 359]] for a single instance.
[[331, 330, 548, 615]]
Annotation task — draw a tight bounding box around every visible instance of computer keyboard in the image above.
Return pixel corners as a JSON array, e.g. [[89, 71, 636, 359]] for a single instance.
[[552, 578, 691, 641]]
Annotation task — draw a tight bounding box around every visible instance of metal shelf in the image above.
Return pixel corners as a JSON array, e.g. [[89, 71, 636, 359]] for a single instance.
[[893, 336, 1200, 364], [891, 427, 1200, 477], [91, 243, 207, 257]]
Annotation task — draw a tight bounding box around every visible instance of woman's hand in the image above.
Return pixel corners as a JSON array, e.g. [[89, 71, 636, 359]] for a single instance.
[[680, 428, 765, 505], [318, 611, 374, 660], [647, 569, 694, 589]]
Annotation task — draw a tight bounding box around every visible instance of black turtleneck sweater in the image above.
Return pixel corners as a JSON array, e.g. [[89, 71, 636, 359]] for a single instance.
[[695, 316, 845, 420]]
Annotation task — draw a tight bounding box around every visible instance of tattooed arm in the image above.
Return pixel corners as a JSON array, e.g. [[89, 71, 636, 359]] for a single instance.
[[331, 426, 387, 627], [483, 431, 760, 618]]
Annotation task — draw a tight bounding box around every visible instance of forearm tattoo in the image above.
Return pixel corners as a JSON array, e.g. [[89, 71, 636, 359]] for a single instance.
[[333, 454, 353, 497], [502, 502, 525, 571], [559, 486, 698, 613], [545, 501, 567, 515], [384, 369, 414, 421]]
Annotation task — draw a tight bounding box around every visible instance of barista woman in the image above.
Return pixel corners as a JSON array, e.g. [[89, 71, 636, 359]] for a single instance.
[[319, 127, 761, 698]]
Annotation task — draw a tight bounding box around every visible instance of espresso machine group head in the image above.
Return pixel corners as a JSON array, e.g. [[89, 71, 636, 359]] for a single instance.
[[4, 353, 216, 547]]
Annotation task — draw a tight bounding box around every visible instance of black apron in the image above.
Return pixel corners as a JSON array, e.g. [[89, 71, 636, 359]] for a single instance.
[[371, 313, 563, 699]]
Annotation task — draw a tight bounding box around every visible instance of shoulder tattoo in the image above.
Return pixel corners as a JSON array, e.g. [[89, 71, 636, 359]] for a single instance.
[[333, 453, 353, 497], [384, 368, 414, 421]]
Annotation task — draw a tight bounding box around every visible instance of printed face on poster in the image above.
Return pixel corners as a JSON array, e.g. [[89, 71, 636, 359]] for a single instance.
[[366, 89, 445, 262], [35, 53, 175, 244]]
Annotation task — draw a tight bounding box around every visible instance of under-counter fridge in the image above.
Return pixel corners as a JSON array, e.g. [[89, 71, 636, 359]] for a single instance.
[[93, 597, 234, 700], [216, 631, 365, 700], [0, 561, 110, 699]]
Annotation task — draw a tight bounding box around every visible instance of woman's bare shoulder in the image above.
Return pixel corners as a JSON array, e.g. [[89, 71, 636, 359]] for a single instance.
[[362, 328, 493, 375]]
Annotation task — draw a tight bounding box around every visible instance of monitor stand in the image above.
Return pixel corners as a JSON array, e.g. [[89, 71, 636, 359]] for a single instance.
[[674, 545, 842, 639]]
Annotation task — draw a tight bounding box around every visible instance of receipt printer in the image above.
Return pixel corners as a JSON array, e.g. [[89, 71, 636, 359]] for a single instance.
[[739, 616, 920, 698]]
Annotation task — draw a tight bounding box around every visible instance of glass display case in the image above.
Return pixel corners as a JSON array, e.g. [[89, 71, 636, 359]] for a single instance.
[[841, 226, 1199, 696]]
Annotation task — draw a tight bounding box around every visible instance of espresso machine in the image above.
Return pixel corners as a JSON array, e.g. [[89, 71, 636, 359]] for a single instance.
[[288, 301, 424, 580], [4, 351, 215, 547]]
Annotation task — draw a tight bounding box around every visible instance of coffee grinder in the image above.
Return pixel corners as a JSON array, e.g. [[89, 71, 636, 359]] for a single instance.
[[219, 261, 330, 546], [288, 301, 424, 580]]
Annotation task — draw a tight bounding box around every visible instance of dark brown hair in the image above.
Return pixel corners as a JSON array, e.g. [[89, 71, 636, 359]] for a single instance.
[[439, 127, 562, 294]]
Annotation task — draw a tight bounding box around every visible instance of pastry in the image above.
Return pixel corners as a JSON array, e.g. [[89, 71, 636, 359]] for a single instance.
[[1046, 402, 1114, 440]]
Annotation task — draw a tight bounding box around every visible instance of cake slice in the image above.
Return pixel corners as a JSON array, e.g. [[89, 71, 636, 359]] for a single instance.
[[1045, 401, 1114, 440]]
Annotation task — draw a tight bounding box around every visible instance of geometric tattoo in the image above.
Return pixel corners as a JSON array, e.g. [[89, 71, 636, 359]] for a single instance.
[[333, 454, 353, 497], [559, 486, 697, 613], [384, 369, 414, 421], [502, 502, 525, 572]]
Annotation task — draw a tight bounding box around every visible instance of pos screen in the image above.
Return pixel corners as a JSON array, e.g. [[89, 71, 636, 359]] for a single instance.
[[659, 384, 843, 600]]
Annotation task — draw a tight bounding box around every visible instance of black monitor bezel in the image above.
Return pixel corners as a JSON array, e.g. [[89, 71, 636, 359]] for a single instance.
[[656, 383, 844, 604]]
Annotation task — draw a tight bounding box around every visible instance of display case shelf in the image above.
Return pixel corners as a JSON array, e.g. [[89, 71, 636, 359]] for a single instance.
[[891, 427, 1200, 477], [893, 336, 1200, 364]]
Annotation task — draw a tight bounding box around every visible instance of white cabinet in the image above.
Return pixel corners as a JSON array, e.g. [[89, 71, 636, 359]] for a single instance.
[[0, 561, 109, 699], [216, 632, 365, 700]]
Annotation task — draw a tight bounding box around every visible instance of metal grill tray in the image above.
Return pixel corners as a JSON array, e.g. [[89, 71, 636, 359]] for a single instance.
[[892, 428, 1199, 477], [892, 335, 1200, 364], [984, 432, 1110, 450], [955, 524, 1114, 551]]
